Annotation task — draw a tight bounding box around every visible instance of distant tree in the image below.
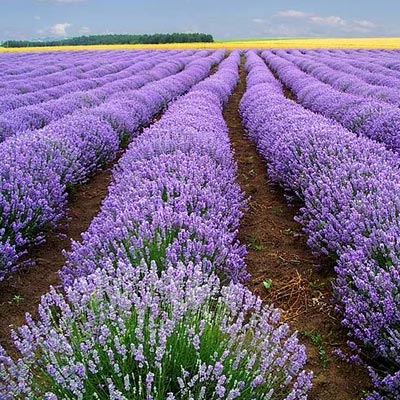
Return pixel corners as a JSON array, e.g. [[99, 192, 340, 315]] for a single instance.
[[2, 33, 214, 48]]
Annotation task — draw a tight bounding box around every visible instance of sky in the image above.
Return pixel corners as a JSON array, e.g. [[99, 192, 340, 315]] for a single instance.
[[1, 0, 400, 41]]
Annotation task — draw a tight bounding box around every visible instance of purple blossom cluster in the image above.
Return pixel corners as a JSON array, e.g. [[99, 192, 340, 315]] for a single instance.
[[293, 50, 400, 90], [0, 261, 311, 399], [0, 50, 224, 279], [262, 50, 400, 154], [0, 50, 156, 97], [61, 51, 248, 286], [240, 50, 400, 399], [0, 115, 115, 277], [0, 50, 206, 141], [0, 50, 312, 399], [277, 50, 400, 104]]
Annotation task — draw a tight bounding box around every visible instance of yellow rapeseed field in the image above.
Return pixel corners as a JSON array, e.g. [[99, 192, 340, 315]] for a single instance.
[[1, 37, 400, 52]]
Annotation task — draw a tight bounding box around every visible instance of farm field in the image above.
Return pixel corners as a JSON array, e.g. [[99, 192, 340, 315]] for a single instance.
[[1, 48, 400, 399], [2, 36, 400, 52]]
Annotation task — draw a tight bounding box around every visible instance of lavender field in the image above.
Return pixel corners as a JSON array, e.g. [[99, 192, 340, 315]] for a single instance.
[[1, 48, 400, 399]]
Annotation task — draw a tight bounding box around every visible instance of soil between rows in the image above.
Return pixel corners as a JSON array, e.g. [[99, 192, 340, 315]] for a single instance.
[[222, 60, 372, 399]]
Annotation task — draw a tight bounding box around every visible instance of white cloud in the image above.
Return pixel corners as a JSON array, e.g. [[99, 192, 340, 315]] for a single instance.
[[50, 22, 71, 36], [253, 10, 381, 37], [277, 10, 311, 19], [34, 15, 41, 20], [309, 15, 347, 27], [78, 26, 90, 35], [354, 20, 377, 29]]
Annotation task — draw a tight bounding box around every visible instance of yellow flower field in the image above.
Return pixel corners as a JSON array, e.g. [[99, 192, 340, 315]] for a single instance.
[[1, 37, 400, 52]]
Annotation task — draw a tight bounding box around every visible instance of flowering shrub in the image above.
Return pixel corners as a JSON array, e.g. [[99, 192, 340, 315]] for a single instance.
[[0, 50, 312, 400], [240, 50, 400, 398], [0, 261, 311, 400], [262, 50, 400, 154], [0, 50, 225, 278]]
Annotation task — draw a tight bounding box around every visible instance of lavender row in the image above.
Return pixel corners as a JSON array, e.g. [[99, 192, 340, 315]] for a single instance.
[[61, 51, 246, 286], [299, 50, 400, 89], [90, 50, 212, 144], [312, 49, 400, 74], [0, 50, 150, 91], [279, 49, 400, 101], [0, 51, 203, 142], [241, 51, 400, 399], [0, 50, 159, 112], [0, 50, 312, 400], [262, 50, 400, 154], [0, 50, 224, 280]]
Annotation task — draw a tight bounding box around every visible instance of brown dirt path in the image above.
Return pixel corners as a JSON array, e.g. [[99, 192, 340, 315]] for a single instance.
[[223, 60, 372, 399]]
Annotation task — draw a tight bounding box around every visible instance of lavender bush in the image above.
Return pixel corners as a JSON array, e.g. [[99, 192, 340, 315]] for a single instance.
[[0, 261, 311, 400], [0, 49, 312, 400], [0, 134, 68, 275], [0, 50, 225, 279], [240, 50, 400, 398], [262, 50, 400, 154]]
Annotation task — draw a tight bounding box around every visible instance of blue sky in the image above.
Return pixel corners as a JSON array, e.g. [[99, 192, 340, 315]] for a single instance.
[[1, 0, 400, 41]]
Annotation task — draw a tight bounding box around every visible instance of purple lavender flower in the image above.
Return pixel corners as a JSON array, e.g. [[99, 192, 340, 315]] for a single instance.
[[0, 260, 311, 399], [0, 50, 226, 278], [240, 50, 400, 399], [61, 51, 248, 286]]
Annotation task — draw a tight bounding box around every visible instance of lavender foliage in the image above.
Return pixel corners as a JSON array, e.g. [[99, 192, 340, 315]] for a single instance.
[[262, 50, 400, 154], [0, 50, 224, 279], [0, 50, 312, 399], [240, 50, 400, 399], [0, 261, 311, 399]]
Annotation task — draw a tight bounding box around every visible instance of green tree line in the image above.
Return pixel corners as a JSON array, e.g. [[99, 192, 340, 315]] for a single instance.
[[2, 33, 214, 48]]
